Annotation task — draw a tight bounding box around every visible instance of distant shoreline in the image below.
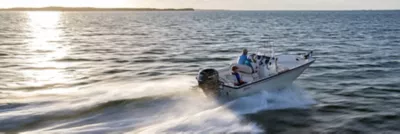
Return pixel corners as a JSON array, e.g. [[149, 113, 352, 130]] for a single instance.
[[0, 7, 398, 12], [0, 7, 195, 11]]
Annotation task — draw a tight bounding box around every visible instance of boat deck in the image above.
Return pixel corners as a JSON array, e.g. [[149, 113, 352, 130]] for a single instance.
[[218, 55, 310, 87]]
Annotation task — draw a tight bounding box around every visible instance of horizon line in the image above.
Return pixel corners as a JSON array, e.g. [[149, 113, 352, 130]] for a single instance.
[[0, 7, 195, 11], [0, 6, 399, 11]]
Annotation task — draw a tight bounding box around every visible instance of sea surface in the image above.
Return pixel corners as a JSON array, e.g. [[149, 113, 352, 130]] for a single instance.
[[0, 11, 400, 133]]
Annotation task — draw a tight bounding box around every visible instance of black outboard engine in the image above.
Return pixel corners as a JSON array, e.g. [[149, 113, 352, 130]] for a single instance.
[[196, 69, 221, 96]]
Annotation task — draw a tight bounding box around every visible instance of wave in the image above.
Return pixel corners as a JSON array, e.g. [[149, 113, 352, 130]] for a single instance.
[[1, 77, 197, 132], [4, 79, 102, 91], [0, 96, 166, 132], [79, 33, 148, 37], [112, 59, 129, 63], [102, 69, 131, 74], [0, 53, 9, 56], [164, 57, 232, 63], [18, 67, 62, 70], [2, 76, 315, 133], [208, 49, 237, 53], [132, 59, 156, 63], [225, 85, 316, 114], [0, 42, 25, 46], [141, 48, 166, 55], [136, 71, 164, 76], [132, 57, 232, 63], [0, 103, 28, 112], [55, 57, 103, 62], [132, 85, 315, 133]]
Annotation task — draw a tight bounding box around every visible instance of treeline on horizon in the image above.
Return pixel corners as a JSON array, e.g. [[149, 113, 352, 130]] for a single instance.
[[0, 7, 195, 11]]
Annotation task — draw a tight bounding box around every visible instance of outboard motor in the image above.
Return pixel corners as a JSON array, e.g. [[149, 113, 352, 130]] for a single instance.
[[196, 69, 221, 96]]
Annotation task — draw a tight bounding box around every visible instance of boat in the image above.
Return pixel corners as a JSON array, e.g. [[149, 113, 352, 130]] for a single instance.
[[196, 51, 315, 101]]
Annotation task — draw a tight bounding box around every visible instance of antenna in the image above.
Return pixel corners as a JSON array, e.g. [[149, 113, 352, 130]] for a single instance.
[[262, 41, 267, 56]]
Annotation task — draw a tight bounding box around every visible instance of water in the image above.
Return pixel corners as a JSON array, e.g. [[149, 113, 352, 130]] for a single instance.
[[1, 11, 400, 133]]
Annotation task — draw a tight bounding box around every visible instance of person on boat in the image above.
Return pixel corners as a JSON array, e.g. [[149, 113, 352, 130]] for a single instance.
[[237, 49, 255, 73], [232, 66, 247, 86]]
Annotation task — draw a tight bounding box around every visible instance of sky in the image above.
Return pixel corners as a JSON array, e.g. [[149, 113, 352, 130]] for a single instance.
[[0, 0, 399, 10]]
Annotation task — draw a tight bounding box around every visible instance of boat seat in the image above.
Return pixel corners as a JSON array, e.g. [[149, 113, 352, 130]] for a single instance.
[[224, 74, 236, 84], [222, 75, 235, 86], [230, 64, 253, 74]]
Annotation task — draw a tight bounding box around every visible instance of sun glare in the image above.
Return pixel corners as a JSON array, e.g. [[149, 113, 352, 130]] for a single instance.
[[22, 11, 70, 88], [28, 12, 60, 27], [27, 12, 66, 60], [1, 0, 130, 8]]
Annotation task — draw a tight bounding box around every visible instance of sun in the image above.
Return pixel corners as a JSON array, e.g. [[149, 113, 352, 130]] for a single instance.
[[0, 0, 131, 8]]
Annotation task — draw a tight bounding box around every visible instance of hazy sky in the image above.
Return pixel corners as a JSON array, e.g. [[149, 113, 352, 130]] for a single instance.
[[1, 0, 399, 10]]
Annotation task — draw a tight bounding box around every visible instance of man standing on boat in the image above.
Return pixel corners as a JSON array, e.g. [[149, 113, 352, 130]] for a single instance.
[[237, 48, 254, 73]]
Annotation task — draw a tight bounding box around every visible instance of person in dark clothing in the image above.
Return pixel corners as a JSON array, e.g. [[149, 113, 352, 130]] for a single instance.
[[231, 66, 246, 86]]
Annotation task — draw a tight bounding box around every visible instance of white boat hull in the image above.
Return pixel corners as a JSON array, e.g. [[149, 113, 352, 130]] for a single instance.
[[196, 52, 315, 101], [217, 59, 314, 100]]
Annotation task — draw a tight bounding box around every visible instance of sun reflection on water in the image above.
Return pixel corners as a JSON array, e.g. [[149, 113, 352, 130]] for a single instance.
[[27, 11, 67, 61], [21, 12, 71, 89]]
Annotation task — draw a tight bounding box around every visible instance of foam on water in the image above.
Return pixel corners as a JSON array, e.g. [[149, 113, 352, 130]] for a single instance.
[[11, 76, 315, 133], [130, 83, 315, 133], [1, 76, 196, 117], [227, 84, 317, 114]]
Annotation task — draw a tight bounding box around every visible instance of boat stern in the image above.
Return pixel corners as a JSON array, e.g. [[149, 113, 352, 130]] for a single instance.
[[196, 68, 221, 96]]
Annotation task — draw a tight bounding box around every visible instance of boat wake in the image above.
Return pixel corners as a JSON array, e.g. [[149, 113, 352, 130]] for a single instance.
[[225, 84, 316, 115], [1, 76, 315, 133], [134, 85, 315, 134]]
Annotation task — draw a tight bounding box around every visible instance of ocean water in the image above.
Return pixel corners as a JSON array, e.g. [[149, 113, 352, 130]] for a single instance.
[[0, 11, 400, 133]]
